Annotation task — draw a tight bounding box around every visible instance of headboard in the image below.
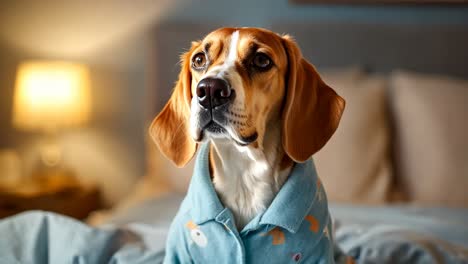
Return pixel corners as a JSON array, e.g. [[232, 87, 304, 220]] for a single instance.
[[146, 21, 468, 116], [270, 22, 468, 78]]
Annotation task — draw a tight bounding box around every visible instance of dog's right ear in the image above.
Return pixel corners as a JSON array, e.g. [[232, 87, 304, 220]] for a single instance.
[[149, 43, 199, 167], [281, 36, 345, 163]]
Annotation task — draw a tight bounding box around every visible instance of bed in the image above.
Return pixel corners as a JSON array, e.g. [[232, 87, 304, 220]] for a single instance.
[[1, 195, 468, 263], [1, 20, 468, 263]]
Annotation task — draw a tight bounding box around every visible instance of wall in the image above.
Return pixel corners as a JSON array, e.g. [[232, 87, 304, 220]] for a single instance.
[[162, 0, 468, 26]]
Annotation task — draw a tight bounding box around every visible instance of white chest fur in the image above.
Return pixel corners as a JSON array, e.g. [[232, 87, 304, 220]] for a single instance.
[[210, 135, 290, 230]]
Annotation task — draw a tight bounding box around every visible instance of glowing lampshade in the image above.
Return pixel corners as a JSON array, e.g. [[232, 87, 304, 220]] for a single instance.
[[13, 61, 91, 131]]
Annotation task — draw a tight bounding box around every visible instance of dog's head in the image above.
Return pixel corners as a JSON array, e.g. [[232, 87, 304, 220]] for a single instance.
[[150, 27, 345, 167]]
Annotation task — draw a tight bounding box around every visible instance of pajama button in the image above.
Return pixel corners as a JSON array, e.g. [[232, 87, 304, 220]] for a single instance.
[[190, 228, 208, 247], [292, 253, 302, 262]]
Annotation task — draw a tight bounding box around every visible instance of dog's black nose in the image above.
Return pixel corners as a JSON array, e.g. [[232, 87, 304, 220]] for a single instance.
[[196, 77, 234, 109]]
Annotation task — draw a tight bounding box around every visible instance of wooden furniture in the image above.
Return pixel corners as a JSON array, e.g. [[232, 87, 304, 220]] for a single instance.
[[0, 172, 101, 220]]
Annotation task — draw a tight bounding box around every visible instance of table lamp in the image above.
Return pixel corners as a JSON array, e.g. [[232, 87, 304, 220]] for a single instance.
[[13, 61, 91, 175]]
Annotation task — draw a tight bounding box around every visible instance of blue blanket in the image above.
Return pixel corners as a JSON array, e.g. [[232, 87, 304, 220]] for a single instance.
[[1, 195, 467, 264], [330, 205, 468, 263], [0, 211, 166, 264]]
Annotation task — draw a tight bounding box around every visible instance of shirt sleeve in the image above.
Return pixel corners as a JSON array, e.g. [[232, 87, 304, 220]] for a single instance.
[[163, 215, 193, 264]]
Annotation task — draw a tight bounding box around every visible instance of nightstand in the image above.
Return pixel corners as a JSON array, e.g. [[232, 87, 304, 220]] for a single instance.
[[0, 172, 102, 220]]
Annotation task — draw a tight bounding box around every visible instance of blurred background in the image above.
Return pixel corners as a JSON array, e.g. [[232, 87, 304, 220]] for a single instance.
[[0, 0, 467, 220]]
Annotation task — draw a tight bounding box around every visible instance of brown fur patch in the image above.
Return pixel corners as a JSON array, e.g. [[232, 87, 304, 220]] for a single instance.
[[235, 62, 250, 86], [209, 144, 216, 179], [261, 106, 269, 116], [149, 42, 200, 167], [281, 36, 345, 162]]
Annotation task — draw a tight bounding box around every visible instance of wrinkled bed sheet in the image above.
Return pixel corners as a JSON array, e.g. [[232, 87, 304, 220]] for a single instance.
[[0, 194, 467, 264]]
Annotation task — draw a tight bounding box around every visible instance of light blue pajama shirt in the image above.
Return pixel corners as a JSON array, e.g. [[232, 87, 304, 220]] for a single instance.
[[163, 143, 351, 264]]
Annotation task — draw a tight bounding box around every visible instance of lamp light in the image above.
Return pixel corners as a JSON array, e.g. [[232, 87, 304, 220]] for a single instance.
[[13, 61, 91, 131], [13, 61, 91, 169]]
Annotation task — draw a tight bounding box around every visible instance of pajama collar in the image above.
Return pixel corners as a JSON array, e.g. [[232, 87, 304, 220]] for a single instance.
[[187, 143, 320, 234]]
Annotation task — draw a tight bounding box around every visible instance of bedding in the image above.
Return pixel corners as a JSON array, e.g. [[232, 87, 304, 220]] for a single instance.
[[1, 195, 467, 264]]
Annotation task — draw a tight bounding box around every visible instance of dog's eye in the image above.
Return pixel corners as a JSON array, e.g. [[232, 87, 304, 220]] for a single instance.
[[252, 53, 272, 70], [192, 53, 207, 70]]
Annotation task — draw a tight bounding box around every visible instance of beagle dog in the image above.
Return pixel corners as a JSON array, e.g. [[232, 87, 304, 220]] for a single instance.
[[151, 27, 350, 264]]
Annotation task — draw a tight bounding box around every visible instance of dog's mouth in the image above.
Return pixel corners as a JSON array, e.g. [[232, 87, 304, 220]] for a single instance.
[[197, 121, 258, 147], [204, 122, 227, 134]]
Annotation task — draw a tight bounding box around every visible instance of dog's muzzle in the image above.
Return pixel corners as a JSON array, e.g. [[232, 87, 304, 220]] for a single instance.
[[196, 77, 235, 130]]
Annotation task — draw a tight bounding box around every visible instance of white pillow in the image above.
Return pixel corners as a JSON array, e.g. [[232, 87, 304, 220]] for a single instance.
[[390, 70, 468, 207], [315, 68, 396, 204]]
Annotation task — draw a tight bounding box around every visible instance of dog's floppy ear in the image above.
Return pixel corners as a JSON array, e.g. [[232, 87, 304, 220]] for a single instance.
[[149, 43, 199, 167], [281, 36, 345, 162]]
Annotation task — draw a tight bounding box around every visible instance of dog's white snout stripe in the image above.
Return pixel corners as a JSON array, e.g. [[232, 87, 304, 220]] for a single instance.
[[204, 31, 239, 79], [226, 31, 239, 66]]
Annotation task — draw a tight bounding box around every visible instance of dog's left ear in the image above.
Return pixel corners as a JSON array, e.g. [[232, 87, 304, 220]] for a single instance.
[[281, 36, 345, 162], [149, 43, 199, 167]]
